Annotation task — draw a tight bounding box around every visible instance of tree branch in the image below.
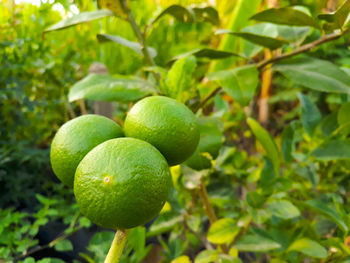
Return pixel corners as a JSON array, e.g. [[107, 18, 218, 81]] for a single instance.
[[257, 28, 350, 70], [196, 28, 350, 111]]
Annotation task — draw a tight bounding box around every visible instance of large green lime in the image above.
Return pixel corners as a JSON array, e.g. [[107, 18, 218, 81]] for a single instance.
[[124, 96, 200, 166], [74, 137, 172, 229], [50, 114, 123, 187]]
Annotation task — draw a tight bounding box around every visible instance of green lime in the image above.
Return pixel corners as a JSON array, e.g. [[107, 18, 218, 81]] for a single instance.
[[74, 137, 172, 229], [50, 114, 123, 187], [124, 96, 200, 166]]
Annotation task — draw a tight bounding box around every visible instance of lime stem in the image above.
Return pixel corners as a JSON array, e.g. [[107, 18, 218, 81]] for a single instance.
[[104, 229, 131, 263]]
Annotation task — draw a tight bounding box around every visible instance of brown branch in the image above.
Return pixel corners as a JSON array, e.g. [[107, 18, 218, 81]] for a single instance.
[[196, 28, 350, 111], [257, 28, 350, 70], [197, 180, 217, 224], [193, 87, 221, 113]]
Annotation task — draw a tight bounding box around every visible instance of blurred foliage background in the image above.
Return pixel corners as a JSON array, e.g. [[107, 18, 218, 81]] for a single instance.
[[1, 0, 350, 262]]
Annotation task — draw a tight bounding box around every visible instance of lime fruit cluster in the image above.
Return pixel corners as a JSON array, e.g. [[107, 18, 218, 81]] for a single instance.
[[50, 96, 199, 230]]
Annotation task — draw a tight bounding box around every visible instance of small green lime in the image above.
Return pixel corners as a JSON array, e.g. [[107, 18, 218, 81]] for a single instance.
[[50, 114, 123, 187], [74, 137, 172, 229], [124, 96, 200, 166]]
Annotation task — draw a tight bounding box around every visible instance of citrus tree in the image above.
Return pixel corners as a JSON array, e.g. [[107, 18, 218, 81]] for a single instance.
[[3, 0, 350, 262]]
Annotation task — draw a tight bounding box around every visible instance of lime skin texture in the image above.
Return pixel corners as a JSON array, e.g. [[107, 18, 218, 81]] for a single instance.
[[50, 114, 123, 187], [74, 137, 172, 230], [124, 96, 200, 166]]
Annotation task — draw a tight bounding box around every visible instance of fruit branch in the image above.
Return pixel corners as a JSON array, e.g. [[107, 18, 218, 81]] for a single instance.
[[120, 0, 155, 67], [197, 28, 350, 111], [104, 229, 131, 263], [198, 180, 217, 224]]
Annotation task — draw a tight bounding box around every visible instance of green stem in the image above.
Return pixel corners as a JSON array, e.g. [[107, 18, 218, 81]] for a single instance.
[[104, 229, 131, 263]]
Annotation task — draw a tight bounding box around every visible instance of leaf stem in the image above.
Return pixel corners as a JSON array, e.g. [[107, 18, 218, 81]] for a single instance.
[[104, 229, 130, 263], [120, 0, 155, 66]]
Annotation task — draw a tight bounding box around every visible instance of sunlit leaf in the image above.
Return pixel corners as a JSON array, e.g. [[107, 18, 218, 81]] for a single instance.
[[207, 218, 239, 244], [251, 7, 320, 29], [274, 56, 350, 94], [69, 74, 155, 102], [234, 234, 281, 252], [97, 34, 157, 58], [288, 238, 327, 258], [207, 65, 259, 106], [45, 10, 113, 32]]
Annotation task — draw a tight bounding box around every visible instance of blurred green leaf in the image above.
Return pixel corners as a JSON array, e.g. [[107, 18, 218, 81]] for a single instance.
[[208, 65, 259, 106], [68, 74, 155, 102], [318, 0, 350, 29], [288, 238, 327, 258], [234, 234, 281, 252], [45, 10, 113, 32], [311, 140, 350, 162], [54, 239, 73, 252], [298, 93, 322, 136], [274, 56, 350, 94], [97, 34, 157, 58], [216, 30, 288, 50], [338, 102, 350, 135], [247, 118, 280, 175], [305, 199, 348, 232], [281, 124, 294, 163], [172, 48, 240, 62], [192, 7, 219, 25], [185, 117, 223, 171], [164, 56, 196, 102], [152, 5, 194, 24], [207, 218, 239, 244], [266, 200, 300, 219], [194, 250, 219, 263], [251, 7, 320, 29]]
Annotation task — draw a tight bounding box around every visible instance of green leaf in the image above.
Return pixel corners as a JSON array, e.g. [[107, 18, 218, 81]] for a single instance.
[[259, 157, 276, 192], [234, 234, 281, 252], [281, 124, 294, 163], [247, 118, 280, 175], [312, 140, 350, 162], [54, 239, 73, 252], [288, 238, 327, 258], [216, 30, 288, 50], [97, 34, 157, 58], [338, 102, 350, 126], [45, 10, 113, 32], [274, 56, 350, 94], [251, 7, 320, 29], [68, 74, 155, 102], [194, 250, 219, 263], [207, 65, 259, 106], [276, 25, 310, 44], [266, 200, 300, 219], [318, 0, 350, 29], [185, 117, 223, 170], [172, 48, 240, 62], [152, 5, 194, 24], [164, 56, 196, 102], [298, 93, 322, 136], [305, 199, 348, 232], [192, 7, 219, 25], [207, 218, 239, 244], [211, 0, 262, 71]]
